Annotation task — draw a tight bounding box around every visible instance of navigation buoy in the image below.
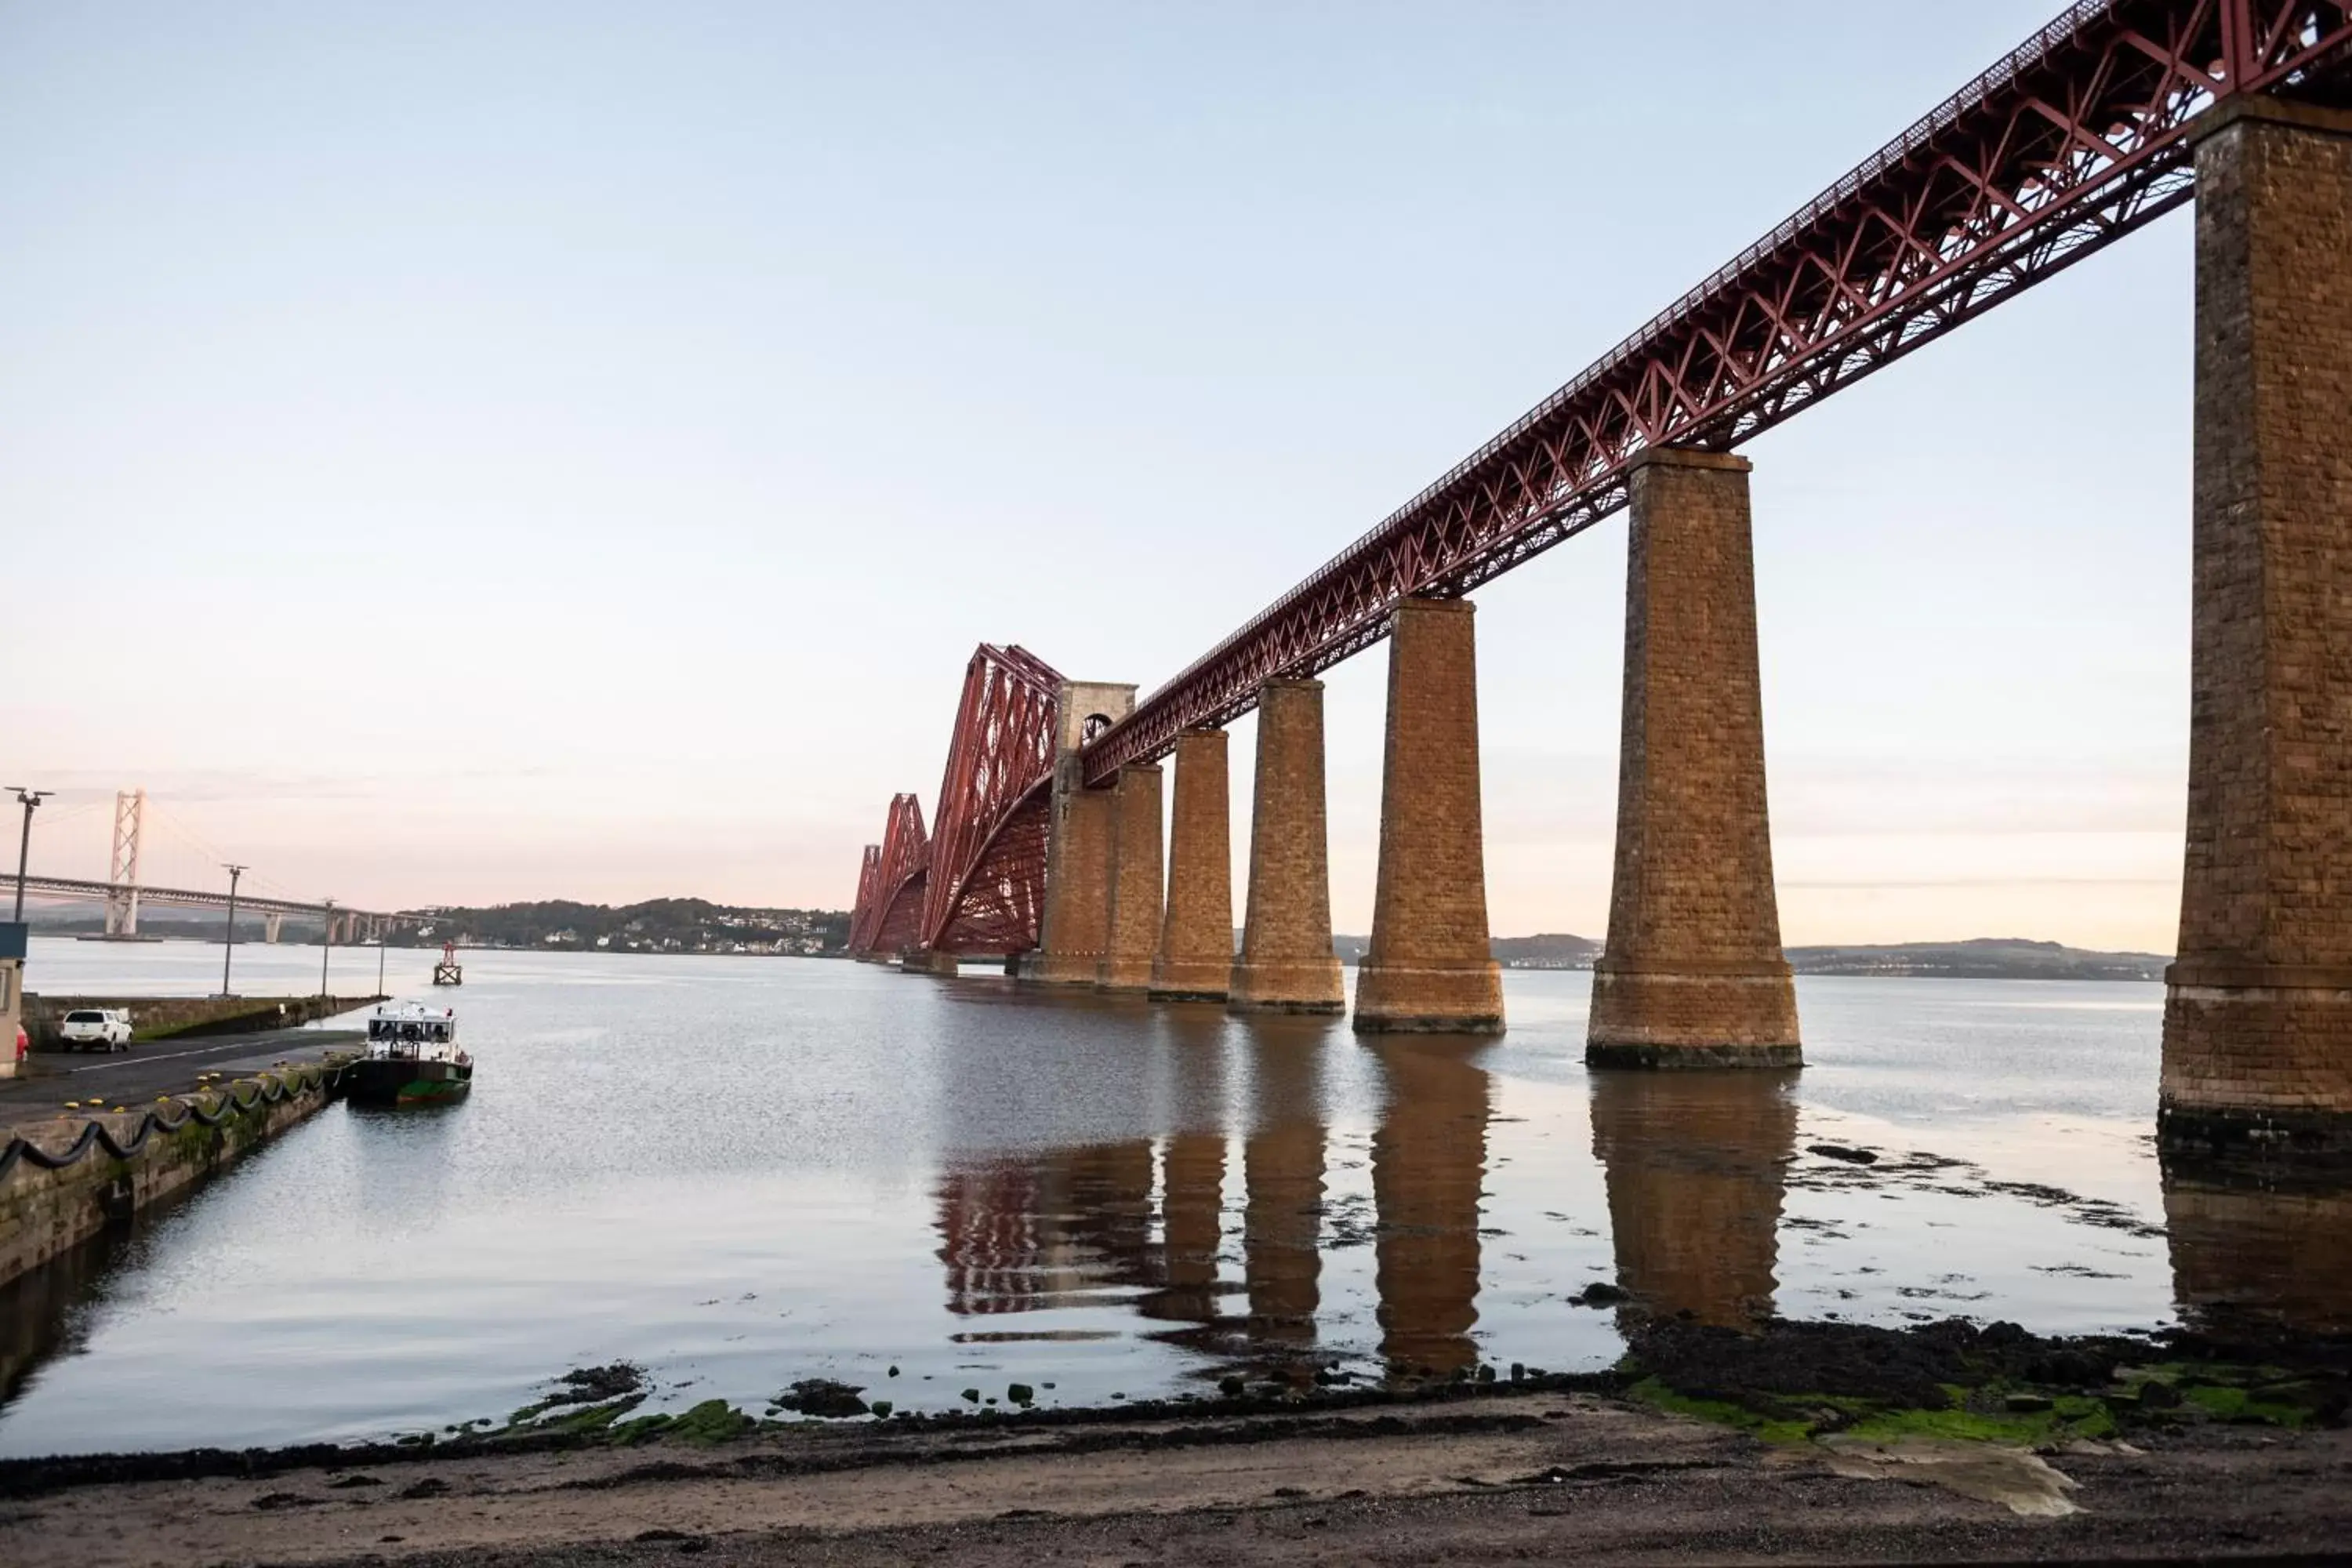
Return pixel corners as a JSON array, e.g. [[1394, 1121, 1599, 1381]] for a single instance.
[[432, 941, 463, 988]]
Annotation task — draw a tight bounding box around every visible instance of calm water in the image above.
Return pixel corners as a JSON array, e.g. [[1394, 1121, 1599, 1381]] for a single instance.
[[0, 938, 2334, 1457]]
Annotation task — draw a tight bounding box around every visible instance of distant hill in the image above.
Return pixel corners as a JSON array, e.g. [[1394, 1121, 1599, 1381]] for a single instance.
[[1327, 933, 1599, 967], [1490, 932, 1604, 969], [1784, 938, 2166, 982], [1327, 933, 2163, 980]]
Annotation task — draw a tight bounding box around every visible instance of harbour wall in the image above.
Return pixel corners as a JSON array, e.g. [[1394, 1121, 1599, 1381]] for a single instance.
[[24, 994, 382, 1050], [0, 1061, 346, 1287]]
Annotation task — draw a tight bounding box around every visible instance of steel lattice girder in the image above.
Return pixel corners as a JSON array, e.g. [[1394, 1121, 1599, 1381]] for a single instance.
[[848, 843, 884, 953], [854, 793, 931, 957], [920, 645, 1064, 954], [1079, 0, 2352, 786]]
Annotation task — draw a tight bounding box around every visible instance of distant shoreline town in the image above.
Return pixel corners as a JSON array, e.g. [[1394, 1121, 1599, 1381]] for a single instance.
[[25, 904, 2168, 980]]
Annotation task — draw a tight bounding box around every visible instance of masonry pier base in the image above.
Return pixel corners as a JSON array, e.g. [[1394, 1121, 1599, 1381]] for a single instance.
[[2161, 100, 2352, 1161], [1586, 448, 1798, 1069], [1098, 764, 1163, 993], [1229, 681, 1345, 1014], [1027, 681, 1139, 987], [1151, 730, 1234, 1002], [1354, 597, 1503, 1035]]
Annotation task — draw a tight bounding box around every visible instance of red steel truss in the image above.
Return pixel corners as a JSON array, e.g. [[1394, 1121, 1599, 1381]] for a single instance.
[[849, 793, 930, 957], [1081, 0, 2352, 785], [848, 844, 883, 949], [844, 647, 1065, 960], [919, 644, 1063, 954]]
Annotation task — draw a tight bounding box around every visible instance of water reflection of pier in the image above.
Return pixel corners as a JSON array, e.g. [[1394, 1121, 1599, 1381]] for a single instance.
[[933, 1023, 2352, 1374], [936, 1025, 1511, 1381], [1589, 1069, 1796, 1328], [2163, 1156, 2352, 1337], [1369, 1040, 1490, 1376]]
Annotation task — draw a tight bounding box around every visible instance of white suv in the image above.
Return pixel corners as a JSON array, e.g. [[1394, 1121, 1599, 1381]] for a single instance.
[[59, 1008, 134, 1051]]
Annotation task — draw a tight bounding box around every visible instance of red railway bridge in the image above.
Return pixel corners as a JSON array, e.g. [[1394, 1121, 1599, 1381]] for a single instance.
[[850, 1, 2352, 1158]]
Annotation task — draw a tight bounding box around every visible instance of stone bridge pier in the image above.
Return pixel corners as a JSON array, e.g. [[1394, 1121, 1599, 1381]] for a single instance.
[[1098, 762, 1163, 992], [1151, 728, 1234, 1001], [1028, 681, 1138, 986], [2162, 99, 2352, 1159], [1355, 597, 1505, 1033], [1587, 448, 1799, 1069], [1229, 680, 1346, 1013]]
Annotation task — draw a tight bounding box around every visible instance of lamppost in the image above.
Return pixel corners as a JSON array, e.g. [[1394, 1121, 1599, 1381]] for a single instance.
[[7, 787, 51, 921], [220, 865, 246, 997], [320, 898, 336, 998], [377, 924, 388, 996]]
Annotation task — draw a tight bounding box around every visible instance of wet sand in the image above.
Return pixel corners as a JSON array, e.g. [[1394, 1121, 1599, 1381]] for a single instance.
[[5, 1388, 2347, 1566]]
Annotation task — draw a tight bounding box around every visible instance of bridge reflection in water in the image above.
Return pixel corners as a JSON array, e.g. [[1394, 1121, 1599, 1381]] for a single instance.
[[1369, 1040, 1491, 1377], [937, 1029, 2352, 1381], [930, 1025, 1806, 1384], [1589, 1069, 1797, 1329], [2163, 1156, 2352, 1338], [934, 1016, 1340, 1381]]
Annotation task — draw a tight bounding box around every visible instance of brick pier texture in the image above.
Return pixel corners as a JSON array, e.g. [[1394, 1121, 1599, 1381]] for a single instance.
[[1586, 447, 1800, 1068], [1032, 785, 1114, 984], [1151, 729, 1235, 1000], [2163, 100, 2352, 1158], [1028, 681, 1136, 984], [1230, 680, 1346, 1013], [1355, 597, 1505, 1034], [1098, 763, 1164, 992]]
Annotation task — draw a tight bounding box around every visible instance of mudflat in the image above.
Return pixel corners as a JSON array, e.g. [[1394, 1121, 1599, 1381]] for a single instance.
[[3, 1385, 2347, 1567]]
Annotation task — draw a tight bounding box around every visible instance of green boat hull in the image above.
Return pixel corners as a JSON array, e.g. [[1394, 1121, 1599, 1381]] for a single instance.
[[347, 1057, 473, 1108]]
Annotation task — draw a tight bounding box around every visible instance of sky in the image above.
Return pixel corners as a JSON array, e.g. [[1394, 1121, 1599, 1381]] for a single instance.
[[0, 2, 2194, 949]]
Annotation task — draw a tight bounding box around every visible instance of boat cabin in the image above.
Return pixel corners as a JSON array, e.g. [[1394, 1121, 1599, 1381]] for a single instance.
[[366, 1003, 464, 1062]]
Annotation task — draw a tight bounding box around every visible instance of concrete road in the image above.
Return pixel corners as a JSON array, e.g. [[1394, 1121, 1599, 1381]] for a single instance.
[[0, 1028, 362, 1116]]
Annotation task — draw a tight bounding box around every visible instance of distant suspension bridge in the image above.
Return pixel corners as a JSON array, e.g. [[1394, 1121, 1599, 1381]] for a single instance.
[[11, 787, 416, 943]]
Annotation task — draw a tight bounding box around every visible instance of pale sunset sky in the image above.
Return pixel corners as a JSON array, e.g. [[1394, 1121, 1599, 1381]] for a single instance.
[[1, 2, 2191, 950]]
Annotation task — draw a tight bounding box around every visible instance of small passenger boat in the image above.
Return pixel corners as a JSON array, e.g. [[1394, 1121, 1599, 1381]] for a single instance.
[[348, 1003, 473, 1107]]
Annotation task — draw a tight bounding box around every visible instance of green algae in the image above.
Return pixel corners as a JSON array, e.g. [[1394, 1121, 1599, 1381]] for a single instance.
[[607, 1414, 675, 1445], [1632, 1364, 2318, 1451], [1626, 1377, 1813, 1444], [563, 1400, 747, 1447], [665, 1400, 753, 1445], [531, 1396, 648, 1435], [1619, 1316, 2348, 1462]]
